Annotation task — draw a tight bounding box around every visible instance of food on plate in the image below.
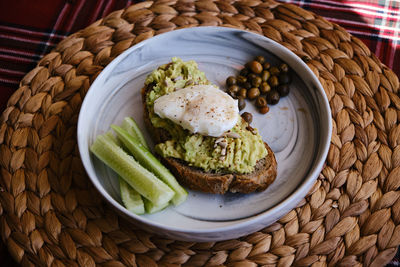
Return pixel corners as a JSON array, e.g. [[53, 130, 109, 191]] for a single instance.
[[119, 177, 145, 214], [153, 85, 239, 137], [241, 112, 253, 124], [225, 56, 292, 114], [91, 133, 174, 206], [142, 57, 277, 194], [90, 117, 187, 214], [120, 116, 149, 150], [111, 123, 187, 205]]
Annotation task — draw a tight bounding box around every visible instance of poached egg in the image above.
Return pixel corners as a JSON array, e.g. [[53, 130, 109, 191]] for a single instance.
[[153, 84, 239, 137]]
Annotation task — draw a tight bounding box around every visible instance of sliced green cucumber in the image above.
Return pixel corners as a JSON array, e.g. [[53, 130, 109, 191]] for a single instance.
[[143, 198, 170, 214], [121, 117, 149, 149], [111, 125, 188, 205], [119, 178, 145, 214], [90, 134, 175, 206], [105, 131, 120, 145]]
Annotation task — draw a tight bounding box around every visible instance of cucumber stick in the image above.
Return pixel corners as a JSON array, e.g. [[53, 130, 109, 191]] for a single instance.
[[111, 125, 188, 205], [143, 198, 170, 214], [119, 178, 145, 214], [106, 132, 145, 214], [121, 117, 149, 150], [105, 131, 120, 145], [90, 134, 175, 206]]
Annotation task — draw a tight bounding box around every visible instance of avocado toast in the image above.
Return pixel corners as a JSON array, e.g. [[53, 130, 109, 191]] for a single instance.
[[142, 58, 277, 194]]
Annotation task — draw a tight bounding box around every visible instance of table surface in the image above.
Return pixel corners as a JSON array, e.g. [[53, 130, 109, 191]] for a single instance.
[[0, 0, 399, 266]]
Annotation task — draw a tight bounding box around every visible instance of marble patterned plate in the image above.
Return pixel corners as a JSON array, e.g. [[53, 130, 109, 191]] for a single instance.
[[77, 27, 332, 241]]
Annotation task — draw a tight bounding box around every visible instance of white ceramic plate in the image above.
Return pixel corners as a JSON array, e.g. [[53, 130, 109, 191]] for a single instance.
[[77, 26, 332, 241]]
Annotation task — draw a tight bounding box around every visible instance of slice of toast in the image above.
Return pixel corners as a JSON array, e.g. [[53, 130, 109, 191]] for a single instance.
[[142, 85, 277, 194]]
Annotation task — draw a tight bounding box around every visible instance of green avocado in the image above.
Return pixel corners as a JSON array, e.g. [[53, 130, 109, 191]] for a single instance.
[[145, 57, 267, 174]]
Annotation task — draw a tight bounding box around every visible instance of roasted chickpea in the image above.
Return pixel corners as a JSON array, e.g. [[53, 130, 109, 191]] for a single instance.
[[241, 112, 253, 124], [237, 75, 247, 84], [255, 55, 265, 64], [279, 72, 291, 84], [279, 63, 289, 73], [261, 70, 270, 82], [301, 56, 310, 62], [255, 96, 267, 108], [238, 88, 247, 99], [243, 82, 252, 90], [251, 76, 262, 87], [259, 106, 270, 114], [277, 84, 290, 96], [263, 62, 271, 70], [267, 90, 280, 105], [260, 82, 271, 94], [228, 85, 239, 94], [269, 66, 280, 76], [247, 87, 260, 100], [226, 76, 237, 86], [238, 97, 246, 111], [240, 68, 249, 77], [225, 58, 293, 112], [248, 73, 257, 81], [248, 61, 263, 74], [269, 75, 279, 88]]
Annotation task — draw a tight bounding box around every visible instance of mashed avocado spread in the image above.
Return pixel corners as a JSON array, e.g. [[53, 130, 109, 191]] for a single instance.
[[145, 57, 267, 174]]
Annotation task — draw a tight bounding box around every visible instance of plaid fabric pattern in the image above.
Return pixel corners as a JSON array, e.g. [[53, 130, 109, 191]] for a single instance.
[[281, 0, 400, 77], [0, 0, 134, 110], [0, 0, 399, 265]]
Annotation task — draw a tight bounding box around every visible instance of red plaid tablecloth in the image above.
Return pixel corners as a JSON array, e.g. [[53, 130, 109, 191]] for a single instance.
[[0, 0, 399, 266]]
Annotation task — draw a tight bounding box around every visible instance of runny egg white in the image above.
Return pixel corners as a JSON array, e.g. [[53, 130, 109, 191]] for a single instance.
[[153, 84, 239, 137]]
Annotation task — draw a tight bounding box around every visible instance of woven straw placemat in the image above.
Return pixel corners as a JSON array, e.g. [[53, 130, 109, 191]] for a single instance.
[[1, 0, 400, 266]]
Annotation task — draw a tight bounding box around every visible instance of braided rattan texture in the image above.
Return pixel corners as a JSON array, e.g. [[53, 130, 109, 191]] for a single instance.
[[1, 1, 400, 266]]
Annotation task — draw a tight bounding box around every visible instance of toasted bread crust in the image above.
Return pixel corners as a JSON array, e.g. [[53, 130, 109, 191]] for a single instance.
[[142, 85, 277, 194]]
